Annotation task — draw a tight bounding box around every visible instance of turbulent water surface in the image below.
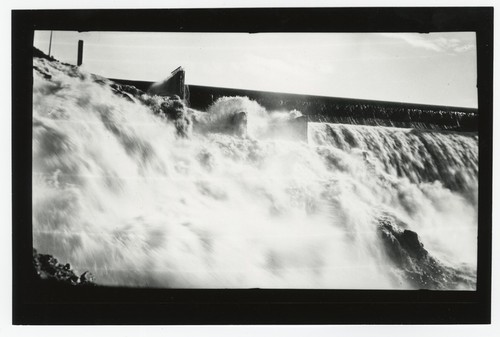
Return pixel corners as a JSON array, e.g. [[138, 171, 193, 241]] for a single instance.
[[32, 57, 478, 289]]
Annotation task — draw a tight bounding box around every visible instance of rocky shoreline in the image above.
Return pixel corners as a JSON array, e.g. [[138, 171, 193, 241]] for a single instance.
[[33, 249, 96, 286]]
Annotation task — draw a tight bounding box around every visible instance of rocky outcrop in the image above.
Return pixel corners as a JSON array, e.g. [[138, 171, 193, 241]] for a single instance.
[[33, 46, 56, 62], [109, 80, 193, 138], [110, 82, 146, 102], [33, 249, 95, 286], [141, 94, 193, 137], [377, 214, 475, 290]]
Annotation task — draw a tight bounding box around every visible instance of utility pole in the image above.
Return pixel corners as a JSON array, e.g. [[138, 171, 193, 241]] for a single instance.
[[48, 31, 53, 57], [77, 40, 84, 66]]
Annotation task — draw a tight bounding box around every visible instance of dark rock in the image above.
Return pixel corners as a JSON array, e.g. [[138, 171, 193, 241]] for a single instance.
[[33, 65, 52, 80], [377, 214, 475, 290], [32, 248, 96, 286], [109, 81, 193, 137], [80, 271, 95, 284], [93, 78, 108, 86], [139, 94, 192, 137], [400, 229, 426, 259], [33, 47, 56, 62], [110, 83, 146, 102], [229, 111, 248, 137]]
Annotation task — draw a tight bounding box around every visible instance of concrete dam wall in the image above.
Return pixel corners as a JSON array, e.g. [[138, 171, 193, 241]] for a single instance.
[[111, 68, 478, 133], [187, 85, 478, 132]]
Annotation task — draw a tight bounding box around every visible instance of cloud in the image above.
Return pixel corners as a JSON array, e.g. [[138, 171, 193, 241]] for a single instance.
[[380, 33, 476, 54]]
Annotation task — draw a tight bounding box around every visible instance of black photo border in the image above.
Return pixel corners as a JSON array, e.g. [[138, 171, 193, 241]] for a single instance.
[[12, 7, 493, 325]]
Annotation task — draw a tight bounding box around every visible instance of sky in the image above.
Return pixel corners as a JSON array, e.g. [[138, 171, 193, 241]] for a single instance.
[[34, 31, 477, 108]]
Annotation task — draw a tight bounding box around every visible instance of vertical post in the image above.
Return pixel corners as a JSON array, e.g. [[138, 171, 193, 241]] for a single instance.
[[77, 40, 84, 66], [48, 31, 53, 57], [179, 69, 185, 100]]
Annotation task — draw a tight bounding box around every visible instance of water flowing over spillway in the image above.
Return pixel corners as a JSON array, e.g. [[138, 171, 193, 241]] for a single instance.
[[32, 57, 478, 290]]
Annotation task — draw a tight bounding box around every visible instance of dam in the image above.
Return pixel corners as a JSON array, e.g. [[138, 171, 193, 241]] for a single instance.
[[111, 66, 478, 138]]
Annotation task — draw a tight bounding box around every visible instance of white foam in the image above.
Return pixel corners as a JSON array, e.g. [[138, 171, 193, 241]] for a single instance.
[[32, 58, 478, 289]]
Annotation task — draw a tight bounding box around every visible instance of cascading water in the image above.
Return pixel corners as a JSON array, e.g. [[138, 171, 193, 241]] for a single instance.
[[32, 56, 478, 290]]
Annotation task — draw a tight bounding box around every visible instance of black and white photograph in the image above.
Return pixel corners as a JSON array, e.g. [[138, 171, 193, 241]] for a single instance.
[[31, 30, 479, 290], [10, 5, 494, 328]]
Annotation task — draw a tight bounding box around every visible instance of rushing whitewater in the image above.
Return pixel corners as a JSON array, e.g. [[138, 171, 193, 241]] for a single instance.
[[32, 56, 478, 290]]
